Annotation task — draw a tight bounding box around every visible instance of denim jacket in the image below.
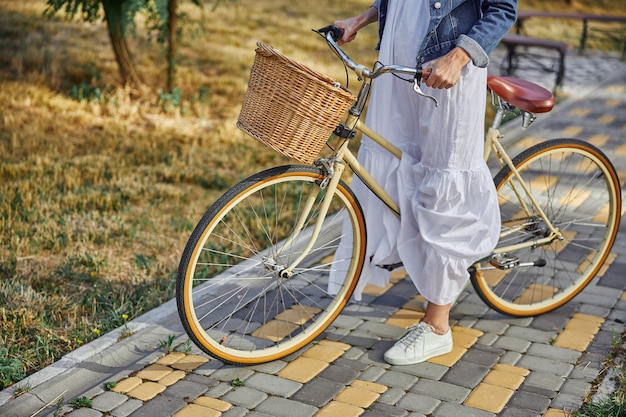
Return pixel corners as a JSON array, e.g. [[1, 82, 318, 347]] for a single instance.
[[371, 0, 517, 68]]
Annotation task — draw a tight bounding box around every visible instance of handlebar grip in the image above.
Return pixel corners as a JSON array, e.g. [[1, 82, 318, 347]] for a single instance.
[[317, 25, 344, 42]]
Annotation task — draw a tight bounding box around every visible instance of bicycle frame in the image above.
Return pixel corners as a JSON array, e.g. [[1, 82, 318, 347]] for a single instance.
[[279, 41, 565, 275]]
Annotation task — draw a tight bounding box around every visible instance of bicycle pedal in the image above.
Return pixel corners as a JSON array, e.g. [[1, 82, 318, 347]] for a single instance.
[[489, 253, 520, 269]]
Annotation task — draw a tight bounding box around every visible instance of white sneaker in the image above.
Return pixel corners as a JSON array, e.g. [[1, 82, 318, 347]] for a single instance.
[[384, 322, 453, 365]]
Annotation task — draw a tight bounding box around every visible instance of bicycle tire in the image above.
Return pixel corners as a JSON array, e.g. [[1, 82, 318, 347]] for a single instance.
[[470, 138, 621, 316], [176, 164, 366, 364]]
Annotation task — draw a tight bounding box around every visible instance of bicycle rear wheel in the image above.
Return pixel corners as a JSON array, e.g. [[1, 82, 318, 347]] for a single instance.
[[471, 139, 621, 316], [177, 164, 366, 364]]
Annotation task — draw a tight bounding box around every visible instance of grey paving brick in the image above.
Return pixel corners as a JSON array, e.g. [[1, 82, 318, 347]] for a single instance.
[[507, 390, 551, 414], [504, 327, 556, 344], [560, 378, 591, 398], [359, 365, 387, 382], [390, 361, 449, 380], [365, 402, 410, 417], [523, 372, 564, 391], [331, 314, 365, 330], [290, 378, 343, 407], [431, 402, 495, 417], [529, 313, 569, 332], [91, 391, 128, 413], [162, 380, 208, 401], [358, 321, 408, 339], [243, 373, 302, 397], [193, 359, 224, 376], [110, 399, 142, 417], [499, 351, 523, 366], [472, 319, 510, 334], [411, 379, 471, 403], [550, 392, 585, 411], [334, 357, 370, 371], [462, 345, 502, 367], [248, 360, 287, 375], [567, 364, 601, 382], [476, 332, 499, 346], [221, 406, 248, 417], [318, 364, 359, 385], [128, 395, 186, 417], [452, 301, 490, 316], [526, 343, 581, 364], [255, 396, 318, 417], [340, 331, 381, 350], [209, 366, 254, 383], [221, 386, 268, 409], [516, 355, 574, 377], [378, 387, 406, 405], [498, 407, 540, 417], [493, 336, 531, 353], [342, 346, 367, 361], [518, 384, 557, 399], [65, 409, 103, 417], [376, 370, 419, 390], [396, 392, 441, 415], [204, 381, 232, 398], [442, 361, 490, 389]]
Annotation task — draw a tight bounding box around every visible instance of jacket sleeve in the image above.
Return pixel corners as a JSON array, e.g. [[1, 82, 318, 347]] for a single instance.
[[457, 0, 517, 67]]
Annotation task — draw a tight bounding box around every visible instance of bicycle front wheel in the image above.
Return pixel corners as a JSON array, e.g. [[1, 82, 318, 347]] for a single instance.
[[471, 139, 621, 316], [177, 165, 366, 364]]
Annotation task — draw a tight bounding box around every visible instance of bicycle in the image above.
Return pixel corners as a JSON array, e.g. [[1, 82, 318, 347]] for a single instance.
[[176, 26, 622, 365]]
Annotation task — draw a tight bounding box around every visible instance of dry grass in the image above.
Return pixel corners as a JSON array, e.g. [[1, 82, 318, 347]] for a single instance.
[[0, 0, 623, 386]]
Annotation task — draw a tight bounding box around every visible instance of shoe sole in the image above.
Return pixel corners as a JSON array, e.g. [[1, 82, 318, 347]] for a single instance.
[[384, 343, 453, 366]]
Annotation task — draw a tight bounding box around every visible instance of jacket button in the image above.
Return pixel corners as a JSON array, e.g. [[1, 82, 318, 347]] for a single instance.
[[434, 2, 441, 9]]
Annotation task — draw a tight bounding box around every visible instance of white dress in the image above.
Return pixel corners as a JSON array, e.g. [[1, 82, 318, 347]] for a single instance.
[[330, 0, 501, 305]]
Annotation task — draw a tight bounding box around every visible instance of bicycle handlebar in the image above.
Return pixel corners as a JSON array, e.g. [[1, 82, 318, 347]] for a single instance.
[[316, 25, 421, 81], [316, 25, 438, 106]]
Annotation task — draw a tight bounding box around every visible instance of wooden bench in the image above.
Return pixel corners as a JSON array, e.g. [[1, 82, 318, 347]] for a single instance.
[[500, 33, 568, 91], [515, 11, 626, 58]]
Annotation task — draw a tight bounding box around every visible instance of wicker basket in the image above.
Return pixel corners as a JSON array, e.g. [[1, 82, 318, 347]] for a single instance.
[[237, 42, 356, 164]]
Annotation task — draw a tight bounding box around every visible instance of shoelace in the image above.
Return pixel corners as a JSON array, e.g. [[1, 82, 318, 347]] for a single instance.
[[396, 322, 429, 349]]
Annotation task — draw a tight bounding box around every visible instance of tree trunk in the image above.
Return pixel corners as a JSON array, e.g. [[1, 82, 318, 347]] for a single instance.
[[101, 0, 145, 91], [167, 0, 177, 92]]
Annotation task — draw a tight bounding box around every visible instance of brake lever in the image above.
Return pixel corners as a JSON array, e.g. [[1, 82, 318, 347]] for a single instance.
[[413, 78, 439, 107]]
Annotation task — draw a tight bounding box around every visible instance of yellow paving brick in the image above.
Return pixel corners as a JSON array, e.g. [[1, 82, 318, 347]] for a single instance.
[[428, 344, 466, 367], [515, 136, 544, 149], [561, 125, 584, 137], [275, 305, 322, 325], [616, 144, 626, 156], [607, 84, 625, 93], [483, 369, 525, 390], [385, 309, 424, 329], [304, 343, 346, 363], [135, 364, 173, 382], [171, 354, 209, 371], [588, 134, 610, 148], [362, 283, 393, 296], [194, 396, 232, 412], [621, 291, 626, 301], [278, 356, 329, 383], [544, 408, 572, 416], [403, 295, 427, 312], [336, 386, 379, 408], [252, 320, 299, 342], [158, 370, 187, 386], [553, 329, 595, 351], [111, 377, 143, 394], [389, 269, 408, 283], [493, 363, 530, 377], [318, 339, 351, 351], [570, 313, 604, 324], [127, 381, 166, 401], [464, 382, 514, 413], [605, 99, 622, 107], [315, 401, 364, 417], [568, 107, 591, 117], [174, 404, 221, 417], [157, 352, 187, 365], [451, 326, 483, 348], [351, 379, 387, 394], [597, 115, 615, 124]]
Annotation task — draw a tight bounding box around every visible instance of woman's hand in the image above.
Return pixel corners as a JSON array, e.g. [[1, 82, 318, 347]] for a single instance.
[[334, 7, 378, 46], [423, 47, 471, 89]]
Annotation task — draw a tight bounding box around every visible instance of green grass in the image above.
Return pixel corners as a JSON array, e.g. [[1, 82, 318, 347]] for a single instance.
[[0, 0, 624, 392]]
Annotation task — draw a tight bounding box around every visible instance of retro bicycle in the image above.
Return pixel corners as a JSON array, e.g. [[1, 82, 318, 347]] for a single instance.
[[176, 27, 621, 364]]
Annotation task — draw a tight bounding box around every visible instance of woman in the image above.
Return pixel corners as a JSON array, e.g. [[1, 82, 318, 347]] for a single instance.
[[331, 0, 517, 365]]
